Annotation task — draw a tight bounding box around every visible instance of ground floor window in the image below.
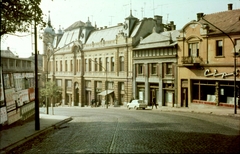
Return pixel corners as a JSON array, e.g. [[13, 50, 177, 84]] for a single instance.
[[192, 80, 239, 104]]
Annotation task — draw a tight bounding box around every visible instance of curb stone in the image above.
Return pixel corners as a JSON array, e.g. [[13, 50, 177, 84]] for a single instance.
[[0, 117, 73, 154]]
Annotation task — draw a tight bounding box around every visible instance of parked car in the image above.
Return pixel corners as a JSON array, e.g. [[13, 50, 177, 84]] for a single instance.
[[127, 100, 147, 110]]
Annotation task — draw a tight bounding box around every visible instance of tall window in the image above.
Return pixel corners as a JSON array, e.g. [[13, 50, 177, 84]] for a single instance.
[[106, 57, 109, 71], [111, 57, 114, 71], [89, 59, 92, 71], [151, 63, 157, 74], [60, 61, 62, 71], [70, 60, 73, 72], [67, 80, 72, 88], [120, 56, 124, 71], [56, 61, 58, 72], [188, 43, 199, 57], [120, 82, 124, 90], [57, 79, 62, 86], [94, 58, 98, 71], [85, 59, 87, 72], [138, 64, 143, 74], [216, 40, 223, 56], [99, 58, 103, 71], [166, 63, 172, 75], [65, 60, 67, 72]]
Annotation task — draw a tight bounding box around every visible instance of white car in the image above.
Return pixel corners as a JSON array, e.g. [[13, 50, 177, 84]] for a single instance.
[[127, 100, 147, 110]]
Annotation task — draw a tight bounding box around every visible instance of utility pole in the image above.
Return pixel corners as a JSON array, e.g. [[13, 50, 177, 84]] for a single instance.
[[34, 6, 40, 130]]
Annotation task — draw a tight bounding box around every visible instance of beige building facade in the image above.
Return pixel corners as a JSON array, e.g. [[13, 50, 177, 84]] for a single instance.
[[44, 11, 166, 107], [177, 5, 240, 108]]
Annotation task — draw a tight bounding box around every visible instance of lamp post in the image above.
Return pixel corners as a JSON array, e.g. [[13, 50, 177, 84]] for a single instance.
[[201, 16, 238, 114], [34, 6, 40, 131], [45, 43, 55, 114], [89, 58, 108, 109]]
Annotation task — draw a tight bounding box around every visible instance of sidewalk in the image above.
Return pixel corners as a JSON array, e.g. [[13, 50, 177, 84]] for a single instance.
[[0, 113, 72, 154], [149, 103, 240, 118]]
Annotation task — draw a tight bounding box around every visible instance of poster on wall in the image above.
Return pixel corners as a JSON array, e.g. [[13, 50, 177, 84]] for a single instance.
[[5, 88, 16, 112], [0, 106, 8, 125], [28, 87, 35, 101], [0, 66, 5, 106]]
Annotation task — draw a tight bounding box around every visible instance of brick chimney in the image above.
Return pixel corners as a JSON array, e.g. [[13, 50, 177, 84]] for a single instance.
[[228, 3, 232, 10], [197, 13, 204, 21]]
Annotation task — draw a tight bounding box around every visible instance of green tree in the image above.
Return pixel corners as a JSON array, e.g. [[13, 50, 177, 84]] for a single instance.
[[1, 0, 45, 36], [40, 81, 62, 114]]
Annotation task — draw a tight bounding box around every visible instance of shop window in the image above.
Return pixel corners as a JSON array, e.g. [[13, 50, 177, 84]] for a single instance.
[[216, 40, 223, 56]]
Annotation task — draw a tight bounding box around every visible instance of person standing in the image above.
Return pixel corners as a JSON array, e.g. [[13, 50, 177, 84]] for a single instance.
[[152, 97, 157, 109]]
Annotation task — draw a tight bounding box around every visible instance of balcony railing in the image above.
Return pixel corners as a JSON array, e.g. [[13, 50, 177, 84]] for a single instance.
[[181, 56, 203, 64]]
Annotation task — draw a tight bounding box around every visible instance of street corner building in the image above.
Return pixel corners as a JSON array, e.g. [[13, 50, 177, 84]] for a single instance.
[[177, 4, 240, 108]]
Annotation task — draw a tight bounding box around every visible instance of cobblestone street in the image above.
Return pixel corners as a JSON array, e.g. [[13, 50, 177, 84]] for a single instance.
[[17, 107, 240, 153]]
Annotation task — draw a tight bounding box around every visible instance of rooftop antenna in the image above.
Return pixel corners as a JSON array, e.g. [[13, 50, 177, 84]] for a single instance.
[[152, 0, 154, 16], [109, 16, 114, 26], [130, 0, 132, 11], [123, 4, 129, 17], [166, 13, 169, 24], [141, 7, 143, 18]]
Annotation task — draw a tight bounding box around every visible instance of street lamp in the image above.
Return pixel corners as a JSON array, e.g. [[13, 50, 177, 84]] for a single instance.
[[34, 6, 40, 131], [201, 16, 238, 114], [89, 58, 108, 109]]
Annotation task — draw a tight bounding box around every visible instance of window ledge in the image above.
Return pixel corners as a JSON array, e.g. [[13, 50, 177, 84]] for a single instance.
[[215, 56, 225, 58]]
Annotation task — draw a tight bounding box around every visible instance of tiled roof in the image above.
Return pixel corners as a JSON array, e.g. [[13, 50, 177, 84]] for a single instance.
[[199, 9, 240, 34], [86, 26, 123, 44], [64, 20, 85, 31], [134, 30, 180, 50]]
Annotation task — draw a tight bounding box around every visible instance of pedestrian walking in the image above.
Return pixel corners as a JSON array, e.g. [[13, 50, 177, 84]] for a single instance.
[[91, 99, 95, 107], [152, 97, 157, 109]]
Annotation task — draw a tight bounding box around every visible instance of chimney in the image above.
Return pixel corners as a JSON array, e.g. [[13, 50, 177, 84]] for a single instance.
[[228, 3, 232, 10], [170, 21, 176, 30], [154, 15, 163, 24], [197, 13, 204, 21]]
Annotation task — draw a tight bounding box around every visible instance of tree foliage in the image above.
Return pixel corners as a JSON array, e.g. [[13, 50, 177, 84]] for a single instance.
[[40, 81, 62, 101], [1, 0, 45, 37]]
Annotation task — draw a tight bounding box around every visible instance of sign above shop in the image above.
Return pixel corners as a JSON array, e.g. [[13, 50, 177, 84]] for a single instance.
[[204, 69, 239, 78]]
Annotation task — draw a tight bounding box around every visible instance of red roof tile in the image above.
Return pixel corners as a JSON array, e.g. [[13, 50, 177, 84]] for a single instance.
[[200, 9, 240, 35]]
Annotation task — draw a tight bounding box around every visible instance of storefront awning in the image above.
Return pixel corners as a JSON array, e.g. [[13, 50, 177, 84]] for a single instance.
[[98, 90, 114, 96]]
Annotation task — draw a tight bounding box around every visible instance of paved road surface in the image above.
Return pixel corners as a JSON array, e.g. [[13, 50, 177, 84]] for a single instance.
[[16, 107, 240, 153]]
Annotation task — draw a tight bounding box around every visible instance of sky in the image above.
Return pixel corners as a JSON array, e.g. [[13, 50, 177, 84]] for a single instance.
[[1, 0, 239, 58]]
